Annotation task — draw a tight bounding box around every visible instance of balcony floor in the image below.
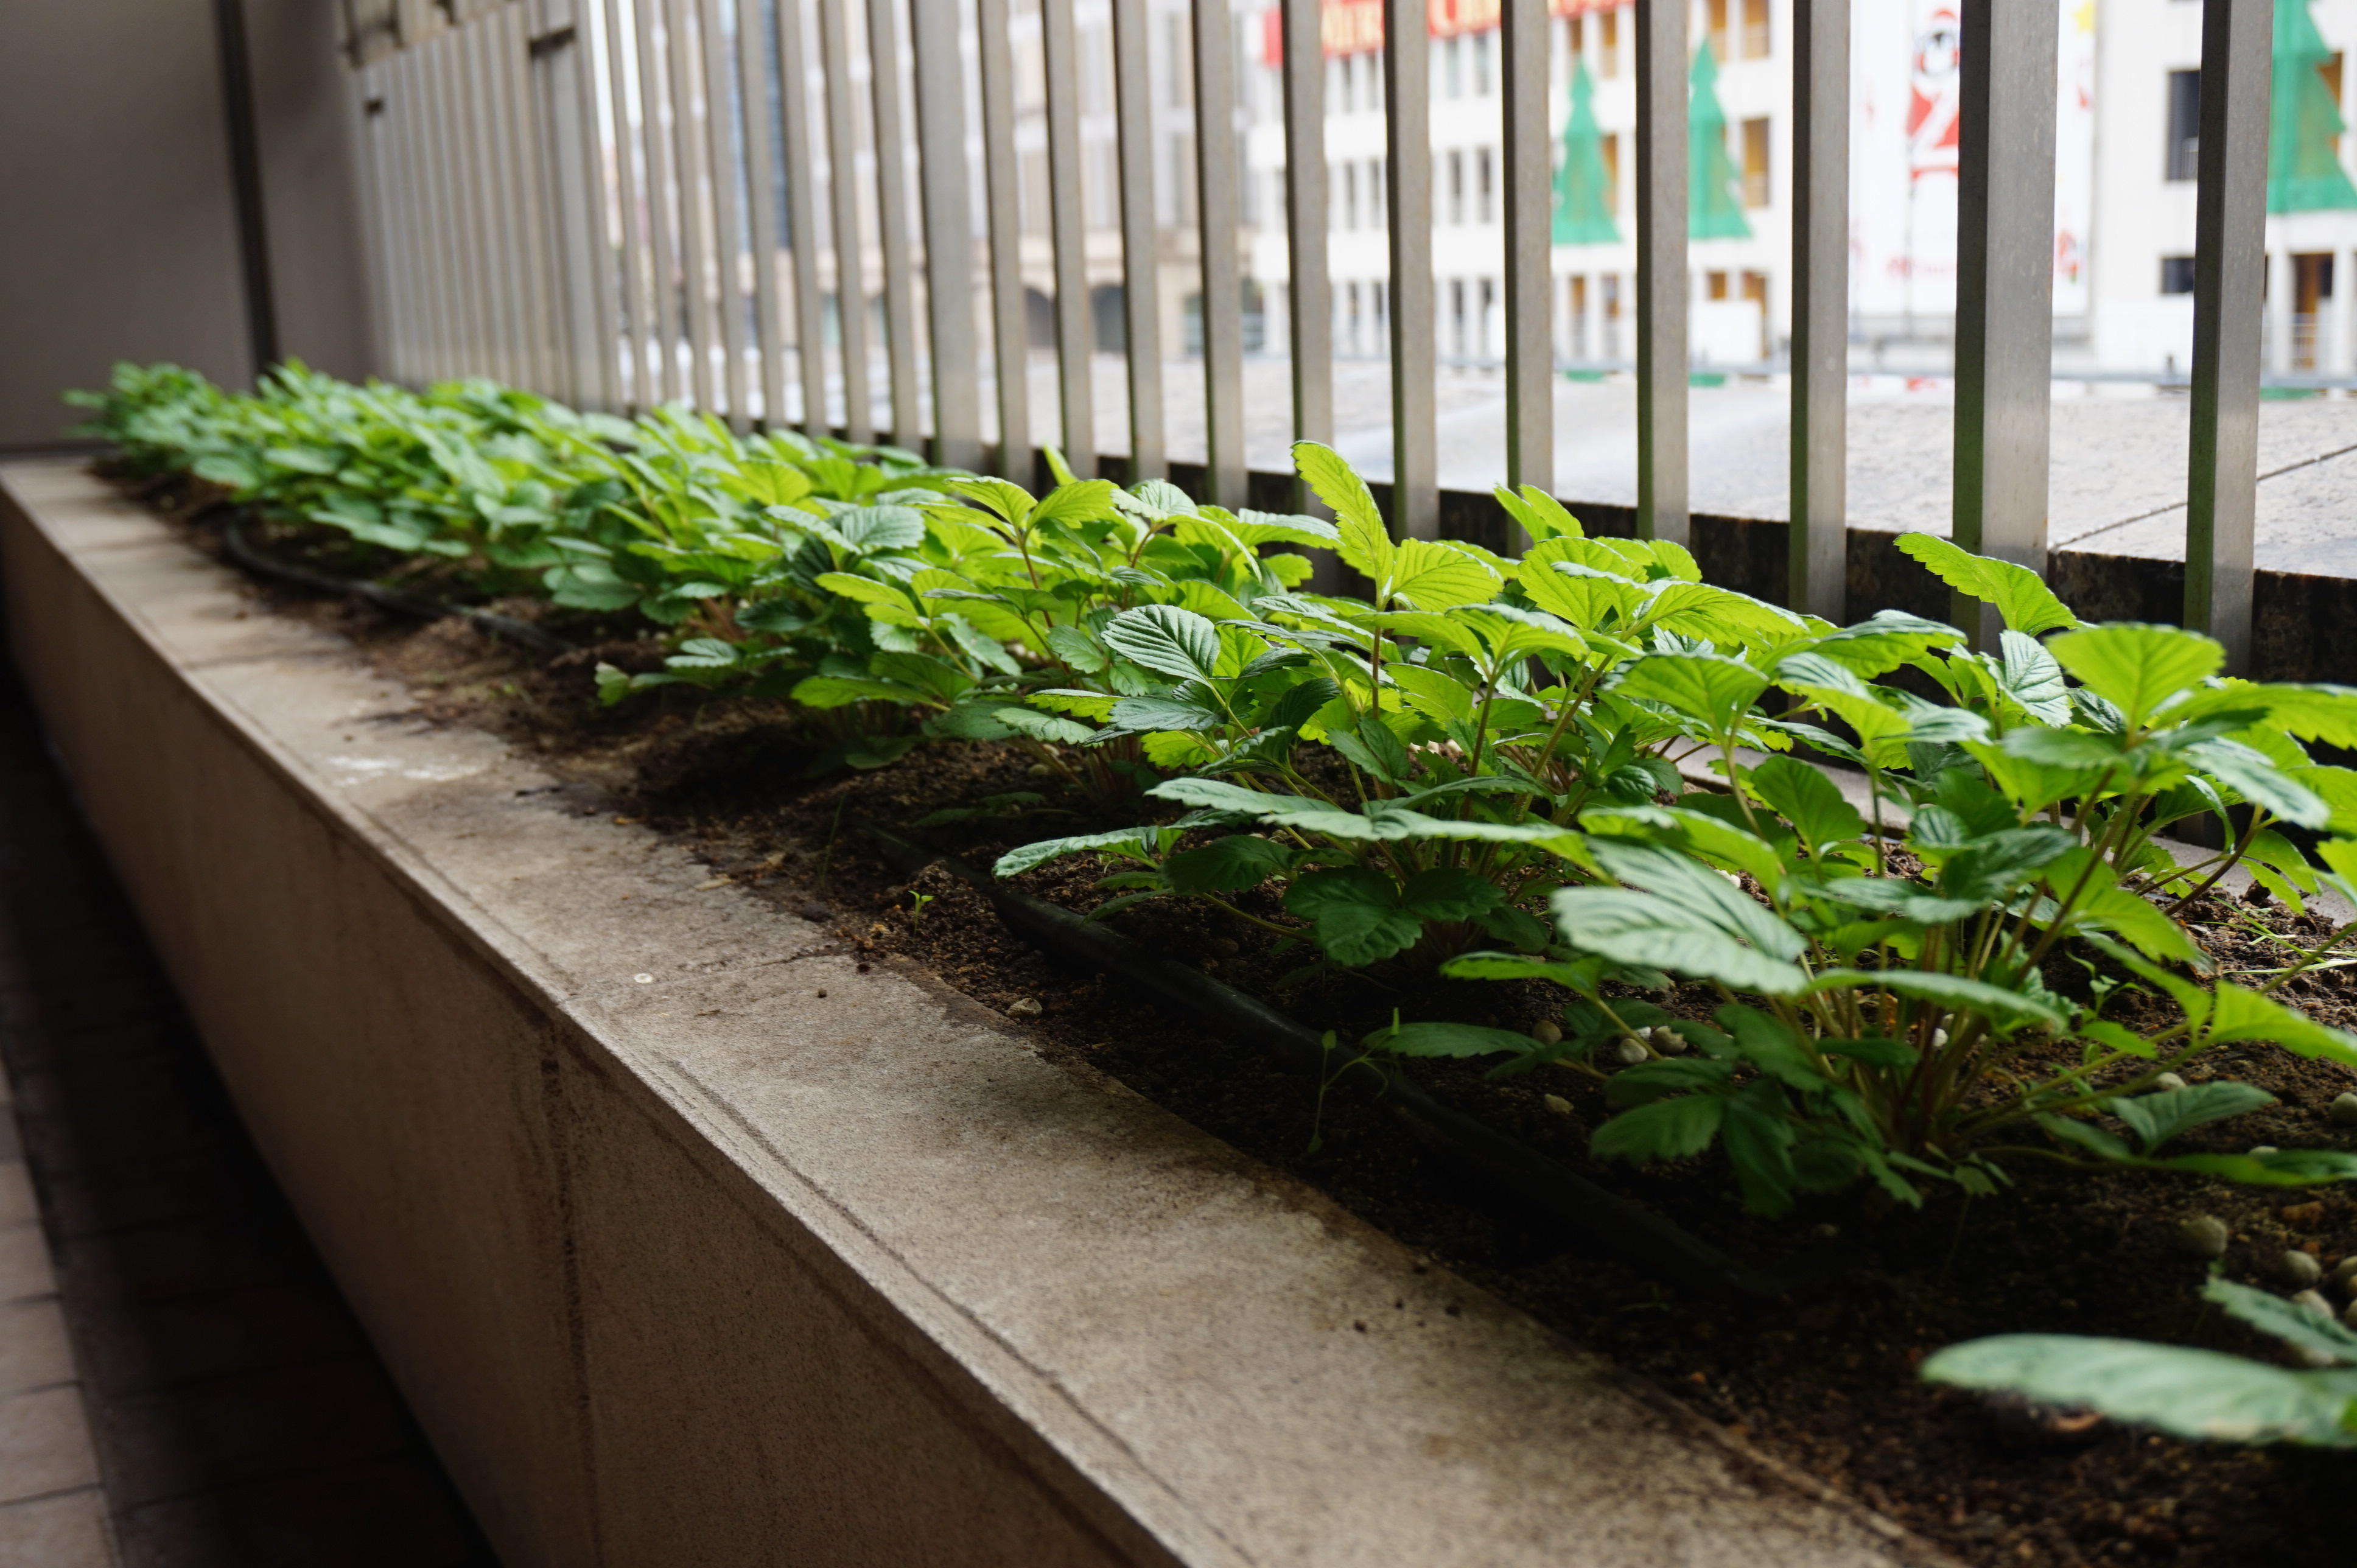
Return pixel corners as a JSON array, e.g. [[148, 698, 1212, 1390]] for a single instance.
[[0, 656, 497, 1567]]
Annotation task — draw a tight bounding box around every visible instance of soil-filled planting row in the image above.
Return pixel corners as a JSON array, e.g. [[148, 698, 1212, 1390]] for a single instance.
[[106, 464, 2357, 1568]]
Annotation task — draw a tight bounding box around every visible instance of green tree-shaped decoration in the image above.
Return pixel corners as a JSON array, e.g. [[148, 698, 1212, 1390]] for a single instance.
[[2271, 0, 2357, 211], [1689, 44, 1752, 239], [1553, 57, 1620, 244]]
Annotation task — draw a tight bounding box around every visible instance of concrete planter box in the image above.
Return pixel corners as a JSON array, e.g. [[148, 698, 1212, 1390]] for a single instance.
[[0, 460, 1936, 1568]]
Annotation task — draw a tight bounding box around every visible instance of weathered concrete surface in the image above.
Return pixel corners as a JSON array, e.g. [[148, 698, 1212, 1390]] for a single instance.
[[0, 460, 1942, 1568]]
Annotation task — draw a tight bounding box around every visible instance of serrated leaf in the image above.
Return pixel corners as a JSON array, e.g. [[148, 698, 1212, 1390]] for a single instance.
[[1613, 651, 1770, 732], [1387, 539, 1501, 611], [1398, 866, 1502, 921], [1101, 603, 1222, 681], [2047, 623, 2225, 729], [992, 827, 1154, 878], [1807, 967, 2069, 1028], [1363, 1021, 1537, 1059], [1896, 533, 2079, 637], [1921, 1334, 2357, 1446], [1161, 835, 1292, 894], [2107, 1082, 2276, 1155], [1591, 1095, 1727, 1164], [1743, 755, 1865, 853], [1292, 441, 1393, 584]]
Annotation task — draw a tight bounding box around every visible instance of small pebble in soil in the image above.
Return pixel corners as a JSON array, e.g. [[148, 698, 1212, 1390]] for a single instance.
[[1649, 1026, 1689, 1055], [1530, 1020, 1563, 1046], [2331, 1091, 2357, 1126], [2331, 1255, 2357, 1291], [2250, 1145, 2280, 1157], [1025, 763, 1056, 778], [2176, 1214, 2232, 1258], [1212, 937, 1239, 957], [1930, 1027, 1949, 1049], [2156, 1071, 2187, 1090], [634, 973, 654, 984], [2277, 1249, 2324, 1289], [1543, 1093, 1574, 1116], [2291, 1292, 2339, 1365], [1612, 1036, 1649, 1065], [1007, 998, 1043, 1019], [2292, 1288, 2335, 1320], [1812, 1222, 1840, 1241]]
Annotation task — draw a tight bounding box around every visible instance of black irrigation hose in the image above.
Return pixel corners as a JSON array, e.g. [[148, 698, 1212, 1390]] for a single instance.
[[866, 825, 1821, 1299], [218, 512, 574, 656]]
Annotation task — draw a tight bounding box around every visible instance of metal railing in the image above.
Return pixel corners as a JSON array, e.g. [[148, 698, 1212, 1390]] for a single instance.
[[346, 0, 2280, 667]]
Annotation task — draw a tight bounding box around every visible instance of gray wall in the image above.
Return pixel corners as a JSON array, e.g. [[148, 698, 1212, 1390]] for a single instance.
[[0, 0, 371, 450]]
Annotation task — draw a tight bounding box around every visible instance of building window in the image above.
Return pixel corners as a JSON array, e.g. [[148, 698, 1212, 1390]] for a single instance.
[[2160, 256, 2196, 294], [1445, 36, 1462, 98], [1602, 133, 1620, 214], [1742, 0, 1770, 58], [1343, 163, 1358, 229], [1706, 270, 1730, 301], [1473, 30, 1492, 95], [1599, 10, 1617, 77], [1706, 0, 1729, 63], [1448, 150, 1465, 224], [1741, 117, 1770, 207], [1476, 147, 1494, 224], [1451, 279, 1468, 359], [2166, 69, 2200, 181]]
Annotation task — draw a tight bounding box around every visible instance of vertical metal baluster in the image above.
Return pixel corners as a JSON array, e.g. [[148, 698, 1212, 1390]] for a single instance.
[[635, 0, 685, 400], [819, 0, 875, 441], [975, 0, 1029, 476], [2187, 0, 2272, 670], [1192, 0, 1243, 505], [604, 0, 653, 406], [1278, 0, 1329, 512], [699, 0, 752, 425], [1635, 0, 1687, 544], [396, 52, 433, 380], [577, 0, 627, 410], [377, 62, 419, 382], [540, 0, 617, 408], [1041, 0, 1093, 477], [350, 66, 394, 383], [1789, 0, 1846, 620], [1111, 0, 1164, 481], [912, 0, 981, 469], [422, 39, 471, 378], [774, 0, 830, 432], [665, 0, 717, 408], [738, 0, 788, 428], [1384, 0, 1437, 539], [463, 20, 515, 383], [867, 0, 922, 446], [486, 9, 536, 388], [502, 10, 548, 390], [1502, 0, 1551, 503], [1952, 0, 2058, 645]]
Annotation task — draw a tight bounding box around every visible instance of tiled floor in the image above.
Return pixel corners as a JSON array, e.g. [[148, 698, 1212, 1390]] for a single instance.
[[0, 659, 497, 1567]]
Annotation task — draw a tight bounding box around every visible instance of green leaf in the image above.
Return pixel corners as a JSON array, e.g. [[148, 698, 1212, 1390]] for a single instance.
[[1896, 534, 2079, 637], [1102, 695, 1226, 735], [1398, 866, 1503, 921], [1591, 1095, 1727, 1164], [2208, 1277, 2357, 1365], [1743, 755, 1865, 852], [1387, 539, 1502, 611], [1996, 629, 2072, 723], [2107, 1082, 2277, 1155], [790, 674, 930, 709], [1161, 835, 1292, 894], [1439, 950, 1612, 990], [1292, 441, 1393, 584], [2047, 624, 2225, 729], [2184, 739, 2331, 828], [1938, 825, 2076, 901], [825, 504, 927, 553], [1028, 479, 1119, 528], [2204, 982, 2357, 1067], [1591, 839, 1807, 962], [1491, 483, 1585, 544], [1364, 1021, 1538, 1059], [1101, 603, 1222, 682], [1550, 887, 1810, 996], [1805, 968, 2069, 1029], [1921, 1335, 2357, 1446], [1721, 1076, 1800, 1216], [1613, 651, 1769, 732], [992, 706, 1094, 745], [1285, 867, 1423, 965], [1605, 1059, 1740, 1105], [993, 827, 1154, 878]]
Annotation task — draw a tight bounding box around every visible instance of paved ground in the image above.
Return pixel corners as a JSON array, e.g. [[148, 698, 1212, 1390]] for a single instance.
[[0, 659, 497, 1567], [986, 354, 2357, 576]]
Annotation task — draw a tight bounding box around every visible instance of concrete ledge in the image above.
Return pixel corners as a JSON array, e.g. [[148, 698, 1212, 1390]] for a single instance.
[[0, 460, 1935, 1567]]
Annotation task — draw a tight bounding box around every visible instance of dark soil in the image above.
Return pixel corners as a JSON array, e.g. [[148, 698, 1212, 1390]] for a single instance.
[[132, 475, 2357, 1567]]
